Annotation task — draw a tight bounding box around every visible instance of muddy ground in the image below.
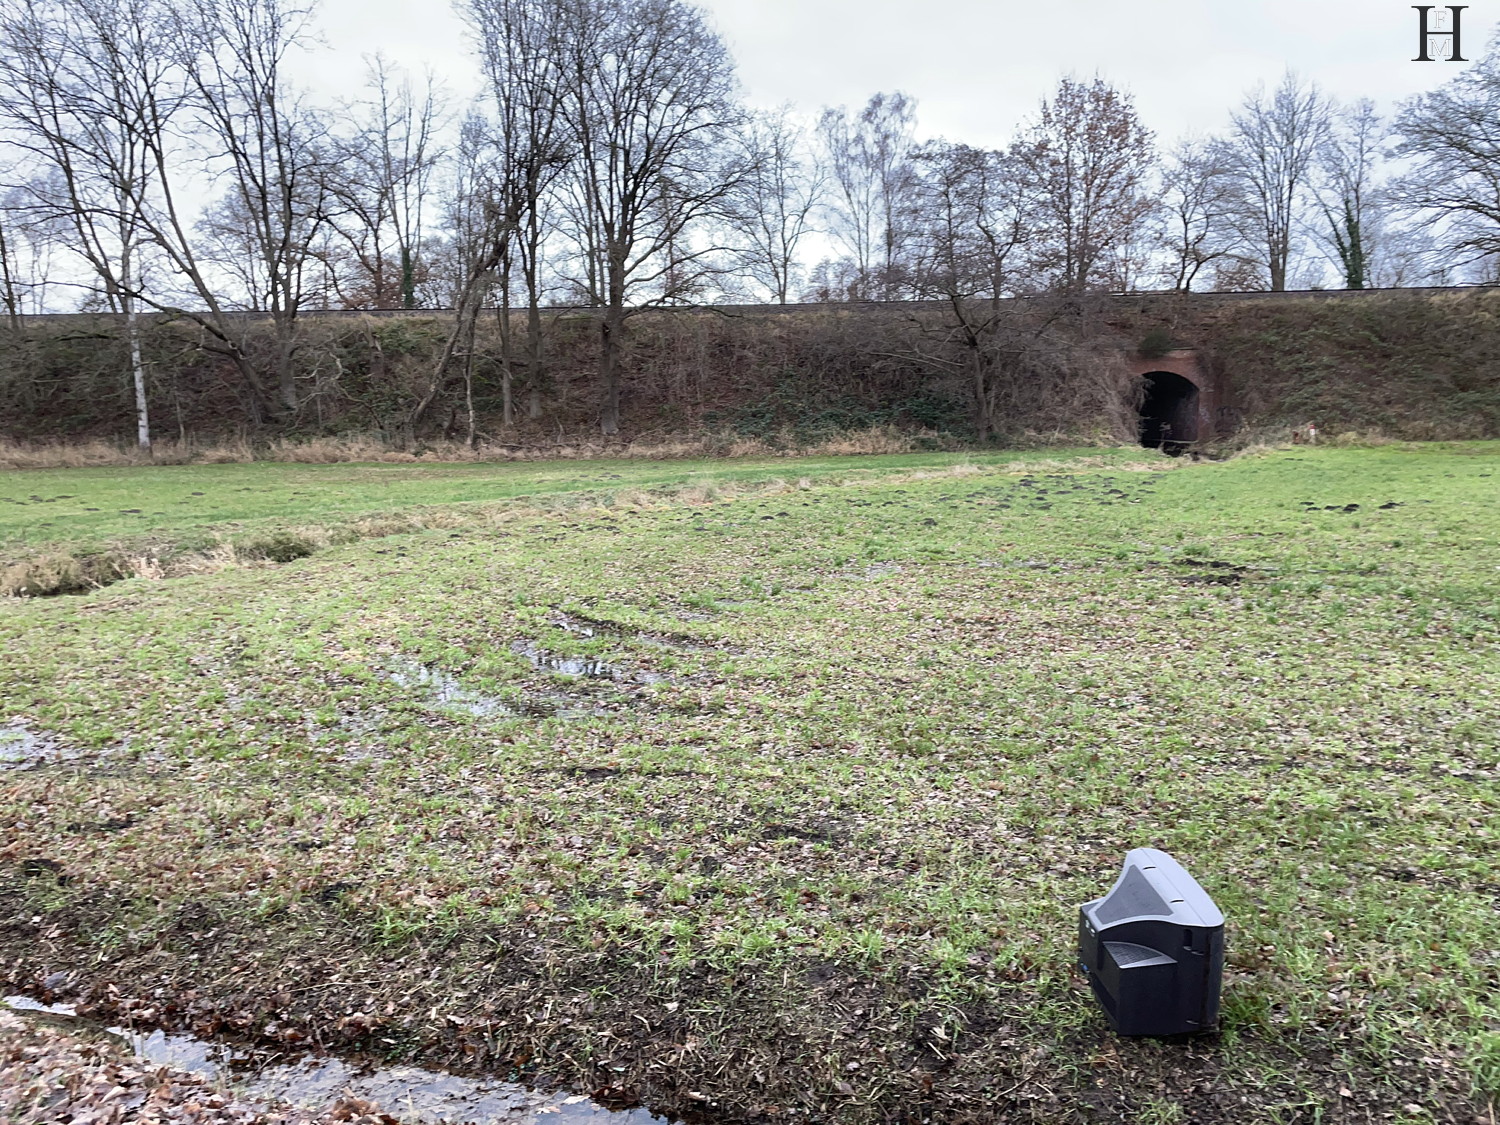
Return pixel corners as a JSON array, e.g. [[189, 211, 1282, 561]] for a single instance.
[[2, 894, 1485, 1124]]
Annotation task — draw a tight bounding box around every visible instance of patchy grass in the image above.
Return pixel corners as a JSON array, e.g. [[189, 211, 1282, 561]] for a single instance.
[[1, 442, 1497, 1124], [0, 447, 1154, 595]]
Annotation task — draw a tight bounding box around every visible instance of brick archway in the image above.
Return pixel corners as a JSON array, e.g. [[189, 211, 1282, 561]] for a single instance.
[[1124, 350, 1229, 447]]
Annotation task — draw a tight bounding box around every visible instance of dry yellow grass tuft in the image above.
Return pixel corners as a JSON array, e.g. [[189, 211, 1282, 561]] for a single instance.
[[0, 427, 944, 470], [0, 552, 122, 597]]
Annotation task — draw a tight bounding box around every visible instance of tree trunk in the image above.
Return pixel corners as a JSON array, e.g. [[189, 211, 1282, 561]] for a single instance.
[[464, 347, 477, 448], [401, 244, 416, 309], [1344, 207, 1365, 289], [971, 349, 994, 440], [526, 300, 544, 420], [0, 219, 19, 331], [277, 337, 297, 413], [1269, 230, 1289, 291], [599, 309, 623, 436], [497, 303, 514, 429], [126, 298, 150, 453]]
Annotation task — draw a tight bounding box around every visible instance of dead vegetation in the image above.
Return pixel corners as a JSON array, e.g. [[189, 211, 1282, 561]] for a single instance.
[[0, 424, 938, 472], [0, 302, 1148, 454]]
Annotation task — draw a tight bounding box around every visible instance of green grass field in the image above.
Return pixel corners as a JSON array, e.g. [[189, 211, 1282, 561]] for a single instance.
[[2, 443, 1497, 1124]]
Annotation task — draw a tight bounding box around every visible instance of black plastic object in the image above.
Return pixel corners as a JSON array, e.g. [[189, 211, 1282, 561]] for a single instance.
[[1078, 848, 1224, 1036]]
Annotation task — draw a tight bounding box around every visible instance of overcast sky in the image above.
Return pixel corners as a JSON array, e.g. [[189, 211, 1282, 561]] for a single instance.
[[300, 0, 1499, 147]]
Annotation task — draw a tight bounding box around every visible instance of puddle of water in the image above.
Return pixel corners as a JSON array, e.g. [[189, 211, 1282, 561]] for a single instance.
[[0, 722, 81, 769], [387, 658, 519, 717], [511, 640, 619, 679], [5, 995, 665, 1124], [384, 657, 618, 722], [552, 613, 719, 657], [513, 639, 670, 686]]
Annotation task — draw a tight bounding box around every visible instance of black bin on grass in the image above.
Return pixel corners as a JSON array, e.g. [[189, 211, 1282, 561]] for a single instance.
[[1078, 848, 1224, 1036]]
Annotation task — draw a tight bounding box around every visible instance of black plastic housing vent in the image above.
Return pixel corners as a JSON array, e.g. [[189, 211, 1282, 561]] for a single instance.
[[1078, 848, 1224, 1036]]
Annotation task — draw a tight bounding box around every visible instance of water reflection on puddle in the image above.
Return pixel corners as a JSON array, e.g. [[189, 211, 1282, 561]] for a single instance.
[[378, 618, 714, 726], [551, 613, 722, 657], [0, 722, 81, 769], [383, 658, 614, 722], [511, 641, 618, 679], [5, 995, 666, 1124], [510, 641, 667, 685], [387, 658, 519, 717]]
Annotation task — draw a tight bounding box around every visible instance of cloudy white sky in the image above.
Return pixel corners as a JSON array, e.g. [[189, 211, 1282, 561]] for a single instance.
[[300, 0, 1499, 147]]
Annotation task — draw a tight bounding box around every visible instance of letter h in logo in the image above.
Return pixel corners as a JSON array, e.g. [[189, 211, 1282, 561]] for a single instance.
[[1413, 5, 1468, 61]]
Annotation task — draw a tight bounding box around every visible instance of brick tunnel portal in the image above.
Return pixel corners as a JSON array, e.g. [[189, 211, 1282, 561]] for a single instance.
[[1139, 371, 1200, 453]]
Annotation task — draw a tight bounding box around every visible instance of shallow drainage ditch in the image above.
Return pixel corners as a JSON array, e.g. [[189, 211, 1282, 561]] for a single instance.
[[4, 995, 666, 1124]]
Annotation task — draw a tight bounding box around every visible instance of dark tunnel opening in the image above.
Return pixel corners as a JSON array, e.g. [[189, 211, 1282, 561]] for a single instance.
[[1139, 372, 1200, 455]]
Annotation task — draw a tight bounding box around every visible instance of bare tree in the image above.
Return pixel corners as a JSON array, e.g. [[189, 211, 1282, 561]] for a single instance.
[[461, 0, 571, 426], [0, 174, 28, 327], [0, 177, 66, 315], [173, 0, 330, 413], [415, 114, 506, 441], [1218, 71, 1330, 291], [322, 57, 445, 310], [726, 105, 824, 304], [1014, 76, 1155, 295], [1390, 38, 1500, 276], [1155, 138, 1240, 291], [905, 140, 1033, 436], [0, 0, 177, 448], [1312, 98, 1384, 290], [799, 256, 864, 302], [1367, 222, 1449, 287], [816, 91, 918, 299], [0, 0, 333, 420], [907, 142, 1029, 299], [554, 0, 743, 435]]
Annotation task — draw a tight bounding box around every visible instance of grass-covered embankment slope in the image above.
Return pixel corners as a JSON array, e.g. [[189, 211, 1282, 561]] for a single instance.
[[1189, 290, 1500, 439], [2, 443, 1497, 1124], [10, 289, 1500, 449]]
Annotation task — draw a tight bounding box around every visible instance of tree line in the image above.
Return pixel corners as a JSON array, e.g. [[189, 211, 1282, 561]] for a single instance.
[[2, 0, 1499, 444]]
